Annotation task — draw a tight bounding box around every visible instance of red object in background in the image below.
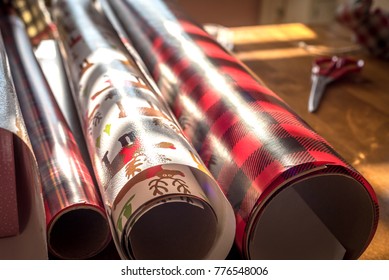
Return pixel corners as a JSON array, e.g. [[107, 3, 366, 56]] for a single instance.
[[103, 0, 379, 259], [0, 13, 111, 259], [336, 0, 389, 59], [308, 56, 364, 112]]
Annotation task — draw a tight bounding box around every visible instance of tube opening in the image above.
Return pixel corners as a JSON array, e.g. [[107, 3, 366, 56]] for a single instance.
[[49, 207, 110, 259], [126, 198, 217, 259], [248, 174, 376, 259]]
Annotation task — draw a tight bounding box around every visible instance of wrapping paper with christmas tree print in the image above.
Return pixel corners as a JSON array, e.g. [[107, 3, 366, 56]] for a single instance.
[[0, 12, 111, 259], [102, 0, 379, 259], [0, 33, 47, 259], [52, 0, 235, 260]]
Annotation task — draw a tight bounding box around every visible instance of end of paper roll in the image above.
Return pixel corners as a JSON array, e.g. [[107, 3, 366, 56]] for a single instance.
[[247, 174, 377, 260], [48, 206, 111, 259], [125, 197, 217, 259], [111, 164, 234, 259]]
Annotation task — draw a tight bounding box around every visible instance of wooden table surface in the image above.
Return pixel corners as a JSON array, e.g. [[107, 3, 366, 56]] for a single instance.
[[231, 23, 389, 260]]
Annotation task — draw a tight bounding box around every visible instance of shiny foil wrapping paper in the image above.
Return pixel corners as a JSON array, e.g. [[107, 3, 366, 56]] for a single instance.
[[0, 34, 47, 259], [52, 0, 235, 260], [103, 0, 379, 259], [34, 38, 96, 196], [0, 12, 111, 259]]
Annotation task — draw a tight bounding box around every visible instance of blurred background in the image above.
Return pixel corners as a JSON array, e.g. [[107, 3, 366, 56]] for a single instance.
[[175, 0, 389, 26]]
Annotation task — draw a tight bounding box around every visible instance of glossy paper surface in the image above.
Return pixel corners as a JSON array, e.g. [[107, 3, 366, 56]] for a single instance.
[[53, 0, 235, 260], [0, 34, 47, 259], [0, 13, 110, 259], [104, 0, 379, 259]]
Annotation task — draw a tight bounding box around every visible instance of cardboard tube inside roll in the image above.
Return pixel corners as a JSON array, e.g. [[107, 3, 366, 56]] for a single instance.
[[47, 205, 111, 259], [112, 164, 218, 260], [248, 173, 376, 259], [126, 197, 217, 259]]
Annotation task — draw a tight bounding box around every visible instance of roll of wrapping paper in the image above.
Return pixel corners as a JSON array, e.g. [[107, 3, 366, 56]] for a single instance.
[[0, 10, 111, 259], [52, 0, 235, 260], [0, 33, 47, 259], [102, 0, 379, 259], [34, 39, 96, 195]]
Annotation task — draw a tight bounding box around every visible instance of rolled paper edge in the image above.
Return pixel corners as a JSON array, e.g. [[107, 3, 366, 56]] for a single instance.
[[244, 164, 379, 260], [109, 163, 235, 260], [47, 203, 111, 259]]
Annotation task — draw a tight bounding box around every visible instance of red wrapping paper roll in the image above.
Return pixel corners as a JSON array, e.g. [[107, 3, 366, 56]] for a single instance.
[[0, 10, 111, 259], [103, 0, 379, 259]]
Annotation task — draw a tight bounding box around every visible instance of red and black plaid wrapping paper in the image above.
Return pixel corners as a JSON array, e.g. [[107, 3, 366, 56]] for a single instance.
[[336, 0, 389, 59], [104, 0, 379, 259], [0, 11, 110, 259]]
